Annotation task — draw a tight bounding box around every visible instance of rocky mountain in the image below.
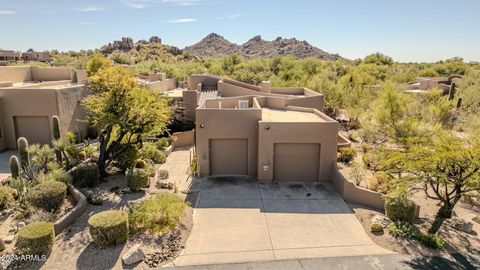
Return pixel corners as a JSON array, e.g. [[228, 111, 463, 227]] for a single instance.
[[183, 33, 239, 57], [183, 33, 342, 60]]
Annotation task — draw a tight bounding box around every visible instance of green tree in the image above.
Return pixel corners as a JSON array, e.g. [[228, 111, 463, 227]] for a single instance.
[[363, 53, 393, 65], [374, 84, 415, 142], [383, 136, 480, 234], [86, 52, 111, 75], [82, 66, 171, 175]]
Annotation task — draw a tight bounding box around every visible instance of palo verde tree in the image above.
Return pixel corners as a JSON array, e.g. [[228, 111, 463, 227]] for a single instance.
[[383, 135, 480, 234], [82, 65, 171, 175], [374, 84, 416, 143]]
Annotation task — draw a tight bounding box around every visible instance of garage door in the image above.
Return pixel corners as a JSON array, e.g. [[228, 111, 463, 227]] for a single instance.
[[14, 116, 51, 146], [274, 143, 320, 181], [210, 139, 248, 175]]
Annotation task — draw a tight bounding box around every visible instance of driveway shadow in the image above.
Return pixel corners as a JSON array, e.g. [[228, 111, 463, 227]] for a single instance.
[[193, 176, 352, 214], [404, 253, 479, 270]]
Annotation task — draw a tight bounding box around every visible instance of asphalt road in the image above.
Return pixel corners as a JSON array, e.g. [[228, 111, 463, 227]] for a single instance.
[[163, 253, 479, 270]]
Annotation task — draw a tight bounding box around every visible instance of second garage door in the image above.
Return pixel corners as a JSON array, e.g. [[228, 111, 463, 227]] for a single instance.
[[274, 143, 320, 181], [210, 139, 248, 175]]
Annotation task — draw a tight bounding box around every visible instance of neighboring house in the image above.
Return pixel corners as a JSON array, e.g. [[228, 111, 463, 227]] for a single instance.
[[22, 51, 51, 63], [186, 74, 340, 182], [0, 50, 22, 63], [0, 66, 88, 151], [400, 76, 462, 97], [137, 72, 177, 92]]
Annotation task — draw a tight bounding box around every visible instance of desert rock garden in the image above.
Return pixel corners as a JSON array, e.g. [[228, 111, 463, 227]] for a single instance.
[[0, 61, 195, 269]]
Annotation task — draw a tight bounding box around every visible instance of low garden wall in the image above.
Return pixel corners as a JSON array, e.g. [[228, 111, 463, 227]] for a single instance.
[[337, 134, 352, 148], [331, 163, 384, 211], [172, 130, 194, 148], [53, 184, 87, 235]]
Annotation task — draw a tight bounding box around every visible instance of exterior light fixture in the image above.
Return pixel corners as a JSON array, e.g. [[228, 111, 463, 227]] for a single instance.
[[200, 124, 205, 128], [265, 126, 270, 131]]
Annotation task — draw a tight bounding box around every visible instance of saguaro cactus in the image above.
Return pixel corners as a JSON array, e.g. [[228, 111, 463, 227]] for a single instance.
[[10, 156, 20, 178], [52, 115, 62, 162], [52, 115, 61, 140], [17, 137, 30, 169]]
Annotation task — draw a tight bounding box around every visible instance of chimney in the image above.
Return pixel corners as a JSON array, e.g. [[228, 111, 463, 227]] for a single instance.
[[261, 81, 271, 93]]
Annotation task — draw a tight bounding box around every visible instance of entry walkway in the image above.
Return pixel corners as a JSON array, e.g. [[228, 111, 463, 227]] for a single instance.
[[168, 177, 393, 267]]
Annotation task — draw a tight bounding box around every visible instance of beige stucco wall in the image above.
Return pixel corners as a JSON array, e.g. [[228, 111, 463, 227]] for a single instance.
[[0, 66, 32, 83], [331, 163, 384, 210], [31, 66, 73, 82], [196, 106, 261, 177], [187, 74, 221, 90], [56, 86, 88, 139], [173, 130, 195, 148], [182, 90, 199, 121], [146, 78, 177, 92]]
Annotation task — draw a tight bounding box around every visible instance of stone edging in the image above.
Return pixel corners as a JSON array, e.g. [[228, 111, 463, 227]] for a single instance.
[[52, 161, 91, 236], [53, 184, 87, 236]]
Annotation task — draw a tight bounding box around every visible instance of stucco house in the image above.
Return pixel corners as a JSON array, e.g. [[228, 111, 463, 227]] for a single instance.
[[0, 66, 88, 151], [187, 74, 341, 182]]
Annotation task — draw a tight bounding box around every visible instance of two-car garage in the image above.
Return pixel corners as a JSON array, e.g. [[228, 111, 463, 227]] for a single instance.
[[208, 139, 320, 182]]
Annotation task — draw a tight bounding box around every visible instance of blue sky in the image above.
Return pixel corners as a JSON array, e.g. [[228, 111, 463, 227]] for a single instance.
[[1, 0, 479, 62]]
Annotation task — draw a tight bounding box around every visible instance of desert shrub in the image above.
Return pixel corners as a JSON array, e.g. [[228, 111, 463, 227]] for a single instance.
[[16, 221, 55, 255], [155, 138, 170, 149], [158, 169, 169, 180], [367, 171, 392, 192], [361, 143, 373, 153], [126, 168, 149, 190], [73, 163, 100, 187], [385, 196, 416, 223], [370, 222, 384, 233], [78, 151, 86, 161], [116, 144, 139, 171], [362, 150, 382, 171], [349, 161, 366, 186], [38, 168, 72, 185], [388, 221, 444, 250], [26, 210, 56, 223], [0, 186, 14, 210], [139, 144, 166, 164], [88, 210, 128, 247], [417, 232, 445, 249], [27, 181, 66, 212], [388, 220, 416, 238], [337, 147, 357, 162], [129, 193, 186, 234]]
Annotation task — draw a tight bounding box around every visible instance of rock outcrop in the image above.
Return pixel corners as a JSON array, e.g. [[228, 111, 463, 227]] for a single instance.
[[183, 33, 343, 60]]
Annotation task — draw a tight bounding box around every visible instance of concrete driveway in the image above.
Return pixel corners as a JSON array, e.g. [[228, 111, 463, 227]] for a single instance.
[[170, 176, 393, 267]]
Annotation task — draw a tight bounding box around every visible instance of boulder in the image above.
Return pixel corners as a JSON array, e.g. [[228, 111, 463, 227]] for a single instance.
[[371, 214, 391, 227], [3, 235, 14, 244], [122, 244, 145, 265], [472, 216, 480, 224], [451, 217, 473, 233], [17, 222, 25, 230]]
